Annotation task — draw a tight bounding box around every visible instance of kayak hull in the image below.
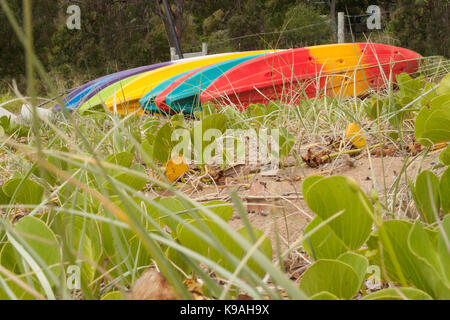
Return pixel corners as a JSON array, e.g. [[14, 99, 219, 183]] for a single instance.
[[154, 66, 210, 112], [162, 54, 265, 114], [200, 43, 422, 108], [78, 74, 140, 115], [76, 54, 238, 114], [139, 70, 192, 113], [104, 50, 281, 115], [63, 62, 171, 111]]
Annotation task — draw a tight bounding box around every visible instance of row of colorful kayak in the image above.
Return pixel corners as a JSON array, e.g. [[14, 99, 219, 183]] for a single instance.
[[61, 43, 422, 115]]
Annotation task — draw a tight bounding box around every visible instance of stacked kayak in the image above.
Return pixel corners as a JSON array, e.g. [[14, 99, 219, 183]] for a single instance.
[[103, 50, 278, 115], [199, 43, 422, 107], [60, 62, 171, 111], [63, 43, 422, 115], [142, 54, 266, 114], [152, 66, 211, 113], [61, 52, 249, 113], [139, 70, 194, 113]]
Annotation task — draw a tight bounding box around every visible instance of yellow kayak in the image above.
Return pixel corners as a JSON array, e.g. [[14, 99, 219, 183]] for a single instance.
[[104, 50, 281, 114]]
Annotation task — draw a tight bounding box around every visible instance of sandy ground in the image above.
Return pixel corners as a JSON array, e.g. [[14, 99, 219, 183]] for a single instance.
[[171, 152, 441, 259]]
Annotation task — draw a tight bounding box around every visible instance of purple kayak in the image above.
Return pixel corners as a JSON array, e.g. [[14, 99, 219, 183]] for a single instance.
[[57, 61, 172, 111]]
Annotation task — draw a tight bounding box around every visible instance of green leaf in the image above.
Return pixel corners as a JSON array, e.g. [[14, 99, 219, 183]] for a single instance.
[[190, 113, 228, 165], [414, 170, 440, 224], [202, 102, 217, 117], [337, 252, 369, 290], [166, 246, 192, 277], [265, 101, 280, 119], [157, 197, 190, 232], [363, 96, 382, 120], [11, 216, 62, 281], [150, 197, 233, 233], [153, 122, 175, 163], [436, 73, 450, 96], [440, 145, 450, 165], [141, 136, 155, 166], [304, 176, 373, 250], [278, 127, 295, 160], [310, 291, 340, 300], [238, 227, 272, 278], [0, 270, 37, 300], [0, 115, 8, 130], [361, 287, 433, 300], [195, 112, 228, 135], [142, 118, 160, 138], [378, 221, 420, 284], [397, 73, 425, 98], [0, 242, 22, 274], [202, 200, 234, 222], [415, 99, 450, 146], [156, 199, 233, 233], [246, 103, 266, 127], [99, 198, 153, 281], [100, 291, 125, 300], [0, 115, 30, 137], [107, 163, 148, 192], [105, 151, 133, 168], [57, 169, 98, 211], [171, 113, 187, 128], [420, 82, 438, 107], [440, 167, 450, 214], [378, 220, 450, 299], [2, 178, 44, 205], [47, 146, 69, 182], [409, 222, 440, 268], [437, 215, 450, 284], [30, 162, 55, 186], [301, 176, 325, 197], [432, 94, 450, 109], [303, 216, 348, 260], [0, 187, 10, 205], [177, 219, 271, 278], [299, 259, 360, 300], [65, 217, 102, 284]]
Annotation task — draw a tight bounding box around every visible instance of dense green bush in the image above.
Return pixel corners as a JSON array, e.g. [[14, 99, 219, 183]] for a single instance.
[[280, 3, 333, 48], [387, 0, 449, 57]]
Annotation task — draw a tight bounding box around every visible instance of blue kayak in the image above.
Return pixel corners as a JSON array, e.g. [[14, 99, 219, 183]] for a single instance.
[[139, 70, 192, 113], [164, 54, 264, 113], [65, 75, 115, 110]]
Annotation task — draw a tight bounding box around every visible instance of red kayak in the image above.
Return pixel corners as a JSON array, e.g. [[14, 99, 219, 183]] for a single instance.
[[200, 43, 422, 108]]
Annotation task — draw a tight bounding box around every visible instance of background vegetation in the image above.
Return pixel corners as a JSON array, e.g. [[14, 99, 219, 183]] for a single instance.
[[0, 0, 449, 96]]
